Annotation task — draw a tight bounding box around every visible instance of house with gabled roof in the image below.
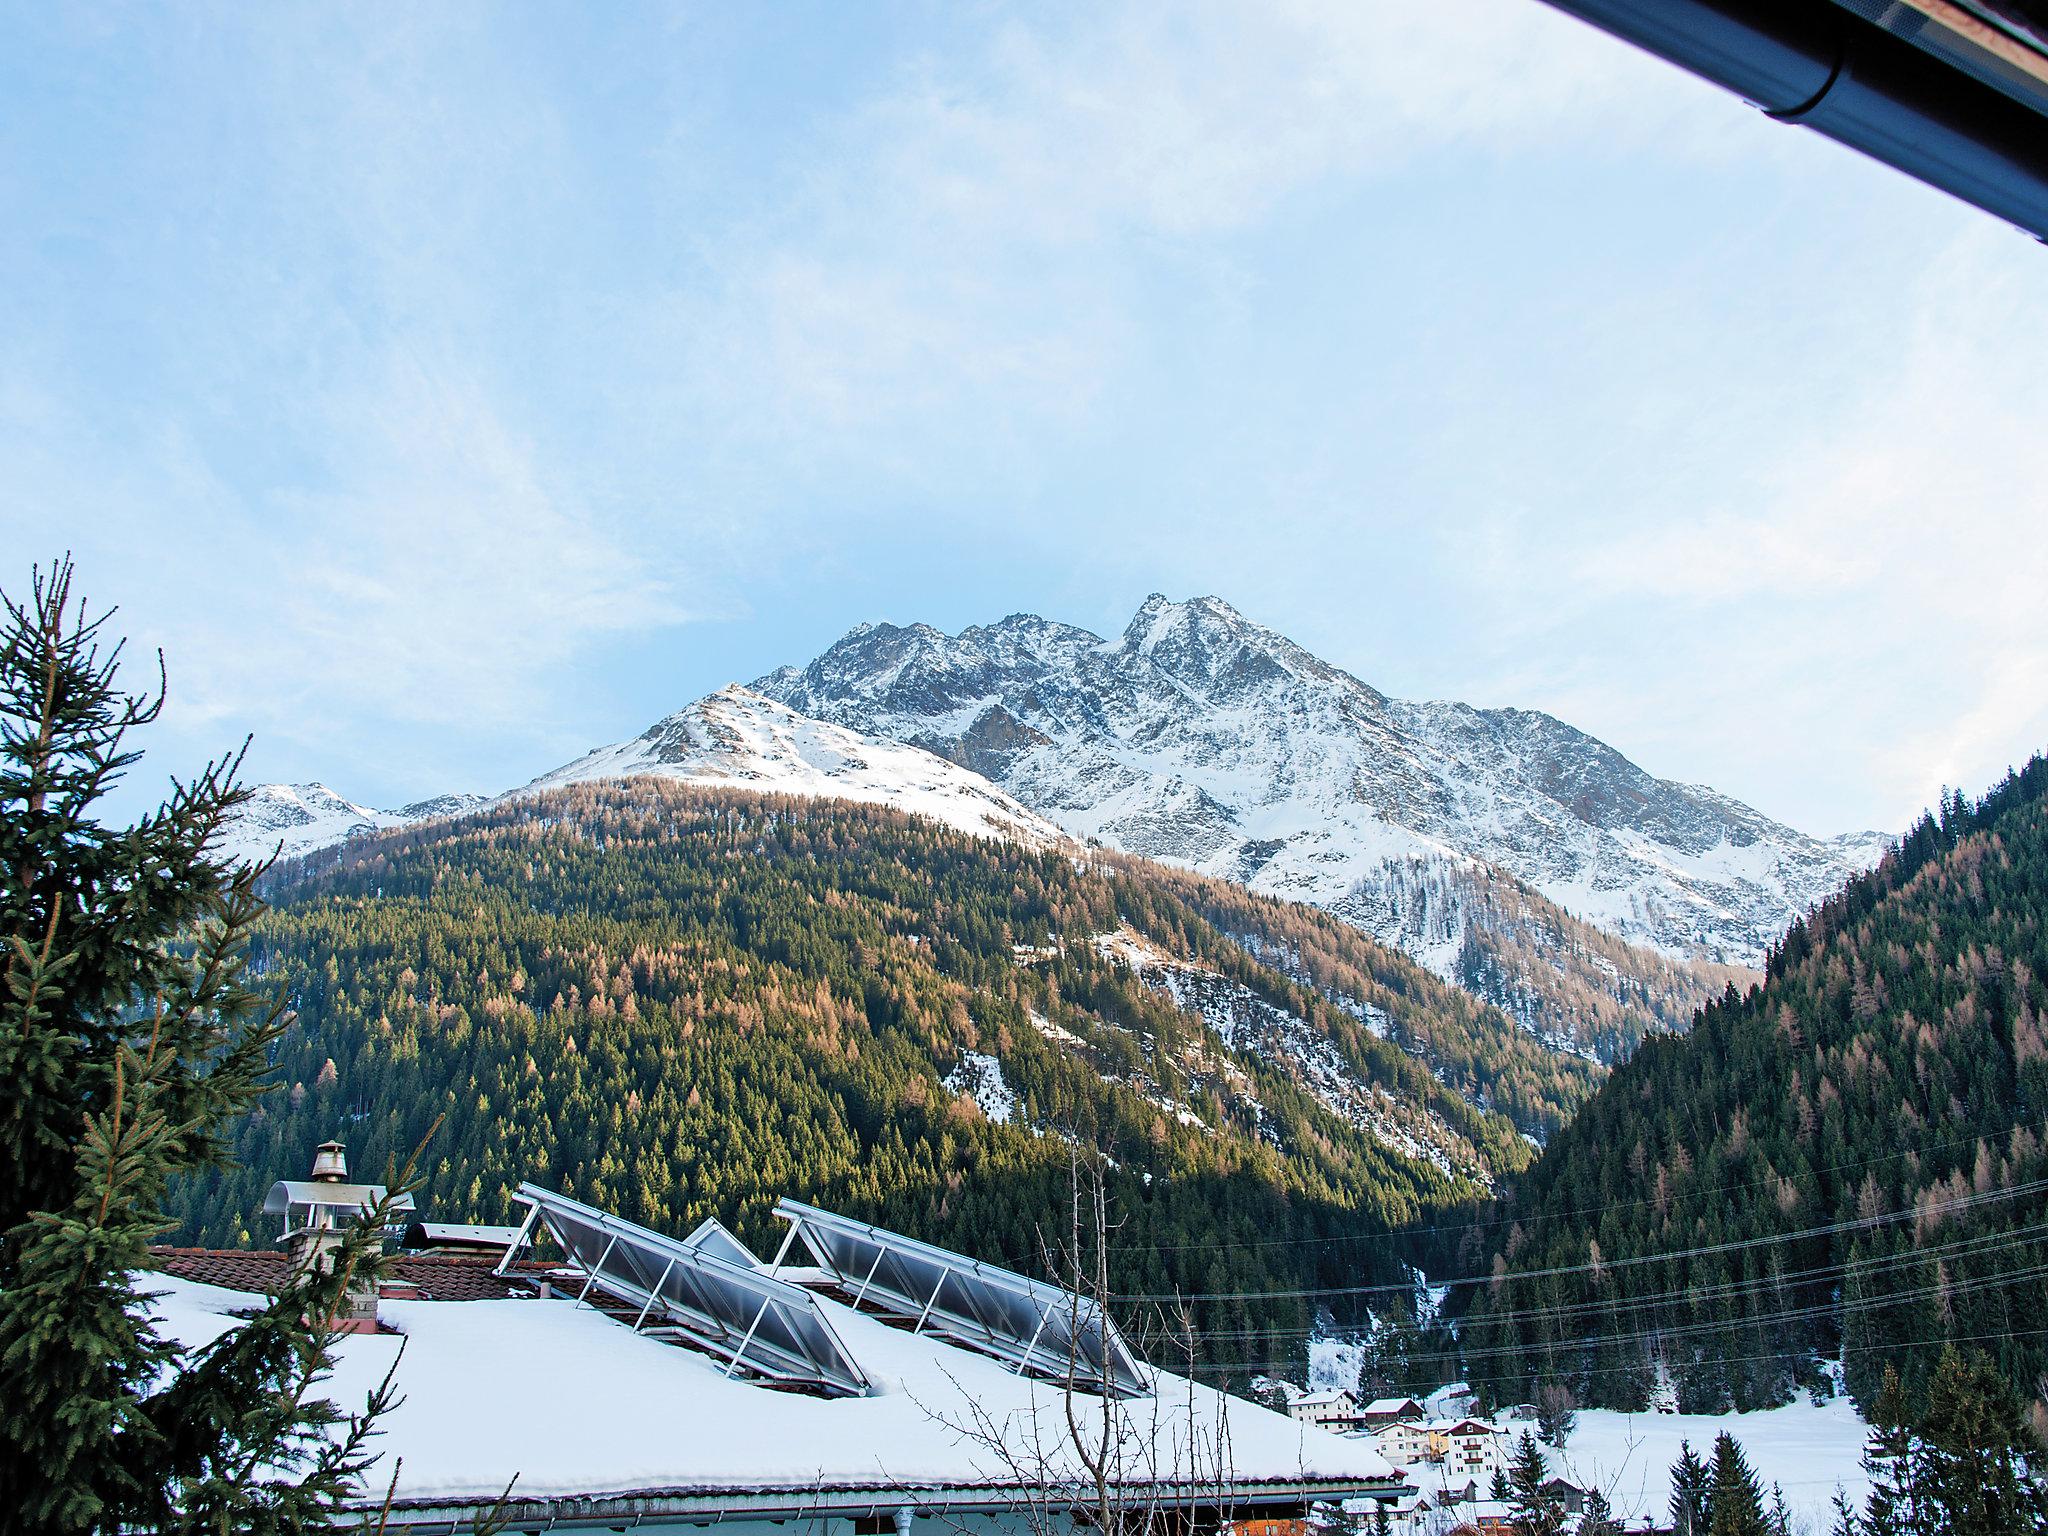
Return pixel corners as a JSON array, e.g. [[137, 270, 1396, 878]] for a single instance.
[[150, 1146, 1406, 1533]]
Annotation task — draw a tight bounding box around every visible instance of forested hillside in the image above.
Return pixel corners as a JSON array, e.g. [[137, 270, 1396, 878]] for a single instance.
[[1460, 756, 2048, 1421], [171, 781, 1592, 1360]]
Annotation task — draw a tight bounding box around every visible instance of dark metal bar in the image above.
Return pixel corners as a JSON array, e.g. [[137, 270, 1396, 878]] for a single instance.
[[1538, 0, 2048, 239]]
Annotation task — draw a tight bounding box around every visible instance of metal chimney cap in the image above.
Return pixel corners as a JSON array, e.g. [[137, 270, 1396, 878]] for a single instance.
[[311, 1140, 349, 1182]]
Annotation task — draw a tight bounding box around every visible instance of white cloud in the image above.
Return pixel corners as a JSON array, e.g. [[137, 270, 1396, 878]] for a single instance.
[[1498, 221, 2048, 828], [2, 351, 690, 762], [680, 0, 1732, 451]]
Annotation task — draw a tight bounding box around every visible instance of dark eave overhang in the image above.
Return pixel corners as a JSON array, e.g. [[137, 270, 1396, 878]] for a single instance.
[[361, 1475, 1410, 1533], [1536, 0, 2048, 239]]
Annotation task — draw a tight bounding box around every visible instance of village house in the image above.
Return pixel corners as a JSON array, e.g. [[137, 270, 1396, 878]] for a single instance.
[[1288, 1388, 1361, 1431], [1438, 1419, 1508, 1481], [1354, 1396, 1425, 1430], [1370, 1415, 1443, 1466]]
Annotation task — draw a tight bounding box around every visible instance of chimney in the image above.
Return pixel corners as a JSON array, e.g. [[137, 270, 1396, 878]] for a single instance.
[[260, 1138, 409, 1334], [311, 1139, 349, 1182]]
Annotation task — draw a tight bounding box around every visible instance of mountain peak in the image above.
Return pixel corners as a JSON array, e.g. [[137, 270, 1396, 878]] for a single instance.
[[1124, 593, 1248, 651], [754, 593, 1886, 970]]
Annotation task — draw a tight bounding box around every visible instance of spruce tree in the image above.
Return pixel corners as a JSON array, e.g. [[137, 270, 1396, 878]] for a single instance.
[[1670, 1441, 1711, 1536], [1706, 1432, 1768, 1536], [1503, 1431, 1566, 1536], [1913, 1345, 2047, 1535], [1859, 1365, 1916, 1536], [0, 561, 406, 1532], [1579, 1487, 1622, 1536]]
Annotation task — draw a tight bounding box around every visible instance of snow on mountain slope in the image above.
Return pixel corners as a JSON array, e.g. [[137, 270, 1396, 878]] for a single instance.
[[213, 783, 489, 867], [756, 595, 1889, 970], [508, 686, 1066, 847], [1088, 927, 1484, 1181], [224, 689, 1063, 867]]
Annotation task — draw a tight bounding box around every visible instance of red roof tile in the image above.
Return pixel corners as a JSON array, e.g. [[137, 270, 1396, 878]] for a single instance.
[[150, 1246, 545, 1302]]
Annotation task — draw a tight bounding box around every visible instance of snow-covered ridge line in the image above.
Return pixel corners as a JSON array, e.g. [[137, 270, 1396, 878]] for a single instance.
[[215, 686, 1064, 867], [755, 593, 1892, 969], [514, 685, 1064, 848]]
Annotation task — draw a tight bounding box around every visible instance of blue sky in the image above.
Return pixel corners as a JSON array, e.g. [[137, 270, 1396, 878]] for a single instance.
[[5, 1, 2045, 837]]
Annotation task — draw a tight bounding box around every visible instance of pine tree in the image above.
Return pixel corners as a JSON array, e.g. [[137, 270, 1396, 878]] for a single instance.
[[0, 561, 406, 1532], [1912, 1345, 2047, 1535], [1670, 1441, 1711, 1536], [1706, 1432, 1768, 1536], [1859, 1366, 1916, 1536], [1579, 1487, 1622, 1536], [1503, 1431, 1566, 1536]]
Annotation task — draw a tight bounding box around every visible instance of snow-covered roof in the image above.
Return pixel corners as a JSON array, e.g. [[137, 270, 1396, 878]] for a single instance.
[[1294, 1389, 1355, 1407], [1440, 1418, 1502, 1436], [1359, 1397, 1422, 1415], [150, 1275, 1402, 1525]]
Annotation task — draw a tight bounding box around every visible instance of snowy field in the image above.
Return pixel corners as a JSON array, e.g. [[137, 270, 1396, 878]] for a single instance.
[[1537, 1399, 1869, 1531]]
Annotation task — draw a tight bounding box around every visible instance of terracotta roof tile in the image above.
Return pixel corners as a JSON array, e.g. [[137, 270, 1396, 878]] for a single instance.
[[149, 1246, 546, 1302]]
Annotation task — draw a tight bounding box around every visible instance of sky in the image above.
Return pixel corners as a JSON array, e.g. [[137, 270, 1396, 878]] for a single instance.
[[4, 1, 2045, 838]]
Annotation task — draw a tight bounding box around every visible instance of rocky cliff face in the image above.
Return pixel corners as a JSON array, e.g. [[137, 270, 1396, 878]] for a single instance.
[[757, 594, 1887, 1035]]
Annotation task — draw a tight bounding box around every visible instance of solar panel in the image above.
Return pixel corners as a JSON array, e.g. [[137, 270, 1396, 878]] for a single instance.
[[683, 1216, 762, 1269], [511, 1184, 870, 1397], [771, 1198, 1150, 1398]]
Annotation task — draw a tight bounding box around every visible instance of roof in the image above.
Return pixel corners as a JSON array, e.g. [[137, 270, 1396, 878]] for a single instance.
[[149, 1247, 542, 1303], [1359, 1397, 1422, 1415], [149, 1273, 1403, 1523], [1295, 1389, 1355, 1406], [262, 1179, 416, 1215], [403, 1222, 529, 1250]]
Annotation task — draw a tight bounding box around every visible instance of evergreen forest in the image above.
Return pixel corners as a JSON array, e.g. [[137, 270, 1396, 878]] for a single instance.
[[1460, 755, 2048, 1425], [169, 780, 1596, 1368]]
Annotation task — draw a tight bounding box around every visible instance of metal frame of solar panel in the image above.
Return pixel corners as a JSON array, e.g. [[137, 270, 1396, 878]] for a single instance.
[[508, 1184, 870, 1397], [772, 1198, 1151, 1398]]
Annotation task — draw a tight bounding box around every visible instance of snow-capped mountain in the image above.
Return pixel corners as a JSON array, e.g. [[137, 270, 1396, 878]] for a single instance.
[[220, 687, 1063, 866], [216, 783, 490, 867], [756, 595, 1890, 970], [513, 684, 1064, 846]]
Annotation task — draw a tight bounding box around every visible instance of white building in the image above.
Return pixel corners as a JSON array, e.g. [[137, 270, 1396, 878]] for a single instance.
[[1372, 1417, 1440, 1467], [153, 1180, 1405, 1533], [1289, 1388, 1359, 1431], [1438, 1418, 1508, 1481]]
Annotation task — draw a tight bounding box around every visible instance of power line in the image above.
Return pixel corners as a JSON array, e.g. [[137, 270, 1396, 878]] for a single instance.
[[1178, 1317, 2048, 1387], [1159, 1241, 2048, 1361], [1120, 1172, 2048, 1303], [1153, 1216, 2048, 1341], [1125, 1109, 2048, 1259]]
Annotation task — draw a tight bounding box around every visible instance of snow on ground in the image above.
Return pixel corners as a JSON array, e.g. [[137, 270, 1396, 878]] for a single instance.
[[147, 1273, 1395, 1507], [943, 1050, 1016, 1123], [1308, 1334, 1365, 1396], [1545, 1399, 1869, 1531]]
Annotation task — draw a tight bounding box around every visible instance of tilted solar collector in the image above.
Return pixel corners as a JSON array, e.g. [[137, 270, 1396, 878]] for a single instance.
[[510, 1183, 871, 1397], [772, 1198, 1151, 1398]]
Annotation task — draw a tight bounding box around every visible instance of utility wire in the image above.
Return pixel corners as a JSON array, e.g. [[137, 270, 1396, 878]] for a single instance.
[[1153, 1216, 2048, 1340], [1119, 1172, 2048, 1303]]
